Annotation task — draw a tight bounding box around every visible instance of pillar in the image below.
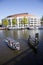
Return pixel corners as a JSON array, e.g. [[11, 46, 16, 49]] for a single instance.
[[17, 18, 19, 28], [10, 18, 12, 27]]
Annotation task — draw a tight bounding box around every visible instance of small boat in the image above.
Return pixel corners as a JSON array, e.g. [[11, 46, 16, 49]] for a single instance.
[[28, 37, 36, 49], [28, 33, 39, 49], [5, 37, 20, 50]]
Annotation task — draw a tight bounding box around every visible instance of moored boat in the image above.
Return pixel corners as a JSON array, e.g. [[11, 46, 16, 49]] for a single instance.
[[5, 37, 20, 50], [28, 33, 39, 49]]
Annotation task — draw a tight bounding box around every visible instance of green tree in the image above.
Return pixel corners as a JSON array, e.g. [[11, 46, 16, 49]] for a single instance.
[[21, 17, 28, 26], [41, 16, 43, 21], [40, 16, 43, 26], [2, 19, 9, 27], [12, 18, 17, 26]]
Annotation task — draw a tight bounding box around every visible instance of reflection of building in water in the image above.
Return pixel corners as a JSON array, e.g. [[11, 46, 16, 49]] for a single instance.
[[17, 30, 21, 39], [0, 30, 4, 38], [2, 13, 40, 29]]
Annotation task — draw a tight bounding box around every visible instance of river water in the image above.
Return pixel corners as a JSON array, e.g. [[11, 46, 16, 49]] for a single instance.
[[0, 29, 43, 65]]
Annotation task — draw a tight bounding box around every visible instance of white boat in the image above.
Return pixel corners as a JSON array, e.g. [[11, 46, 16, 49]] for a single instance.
[[5, 37, 20, 50]]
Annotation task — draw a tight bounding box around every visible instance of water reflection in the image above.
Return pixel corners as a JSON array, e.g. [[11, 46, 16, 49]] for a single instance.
[[2, 29, 29, 40], [0, 29, 40, 40]]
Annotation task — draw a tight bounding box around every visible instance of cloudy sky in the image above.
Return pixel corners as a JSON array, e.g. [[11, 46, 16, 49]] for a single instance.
[[0, 0, 43, 20]]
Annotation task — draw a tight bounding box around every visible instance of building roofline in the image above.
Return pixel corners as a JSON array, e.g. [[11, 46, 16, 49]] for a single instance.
[[6, 13, 36, 18], [7, 13, 28, 18]]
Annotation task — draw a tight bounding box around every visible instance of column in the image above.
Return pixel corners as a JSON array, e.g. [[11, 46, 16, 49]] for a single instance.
[[17, 18, 19, 28], [10, 18, 12, 27]]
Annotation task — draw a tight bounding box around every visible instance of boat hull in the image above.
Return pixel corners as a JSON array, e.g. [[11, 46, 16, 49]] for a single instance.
[[5, 38, 20, 50]]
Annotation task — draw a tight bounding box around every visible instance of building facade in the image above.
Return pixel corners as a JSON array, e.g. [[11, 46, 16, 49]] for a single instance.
[[2, 13, 40, 29]]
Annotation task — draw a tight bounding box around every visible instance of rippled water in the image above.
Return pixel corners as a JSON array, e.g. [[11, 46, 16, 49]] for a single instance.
[[0, 29, 43, 65]]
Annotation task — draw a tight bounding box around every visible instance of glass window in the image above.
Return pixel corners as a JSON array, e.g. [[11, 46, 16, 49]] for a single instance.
[[30, 23, 33, 24], [19, 18, 22, 22], [31, 18, 33, 20], [31, 21, 33, 22], [34, 18, 37, 21]]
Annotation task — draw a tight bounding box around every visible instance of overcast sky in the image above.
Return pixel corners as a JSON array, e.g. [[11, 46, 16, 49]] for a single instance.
[[0, 0, 43, 20]]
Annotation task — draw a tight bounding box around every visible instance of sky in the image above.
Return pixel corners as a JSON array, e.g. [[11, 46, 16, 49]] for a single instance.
[[0, 0, 43, 21]]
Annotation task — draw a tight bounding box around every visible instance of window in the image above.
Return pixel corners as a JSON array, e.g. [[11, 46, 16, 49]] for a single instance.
[[31, 18, 33, 20], [30, 23, 33, 24], [19, 18, 22, 22], [31, 21, 33, 22], [34, 18, 37, 22]]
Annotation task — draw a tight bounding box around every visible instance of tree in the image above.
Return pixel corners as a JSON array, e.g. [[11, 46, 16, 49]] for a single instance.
[[12, 18, 17, 26], [21, 17, 28, 27], [41, 16, 43, 21], [2, 19, 9, 27], [40, 16, 43, 26]]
